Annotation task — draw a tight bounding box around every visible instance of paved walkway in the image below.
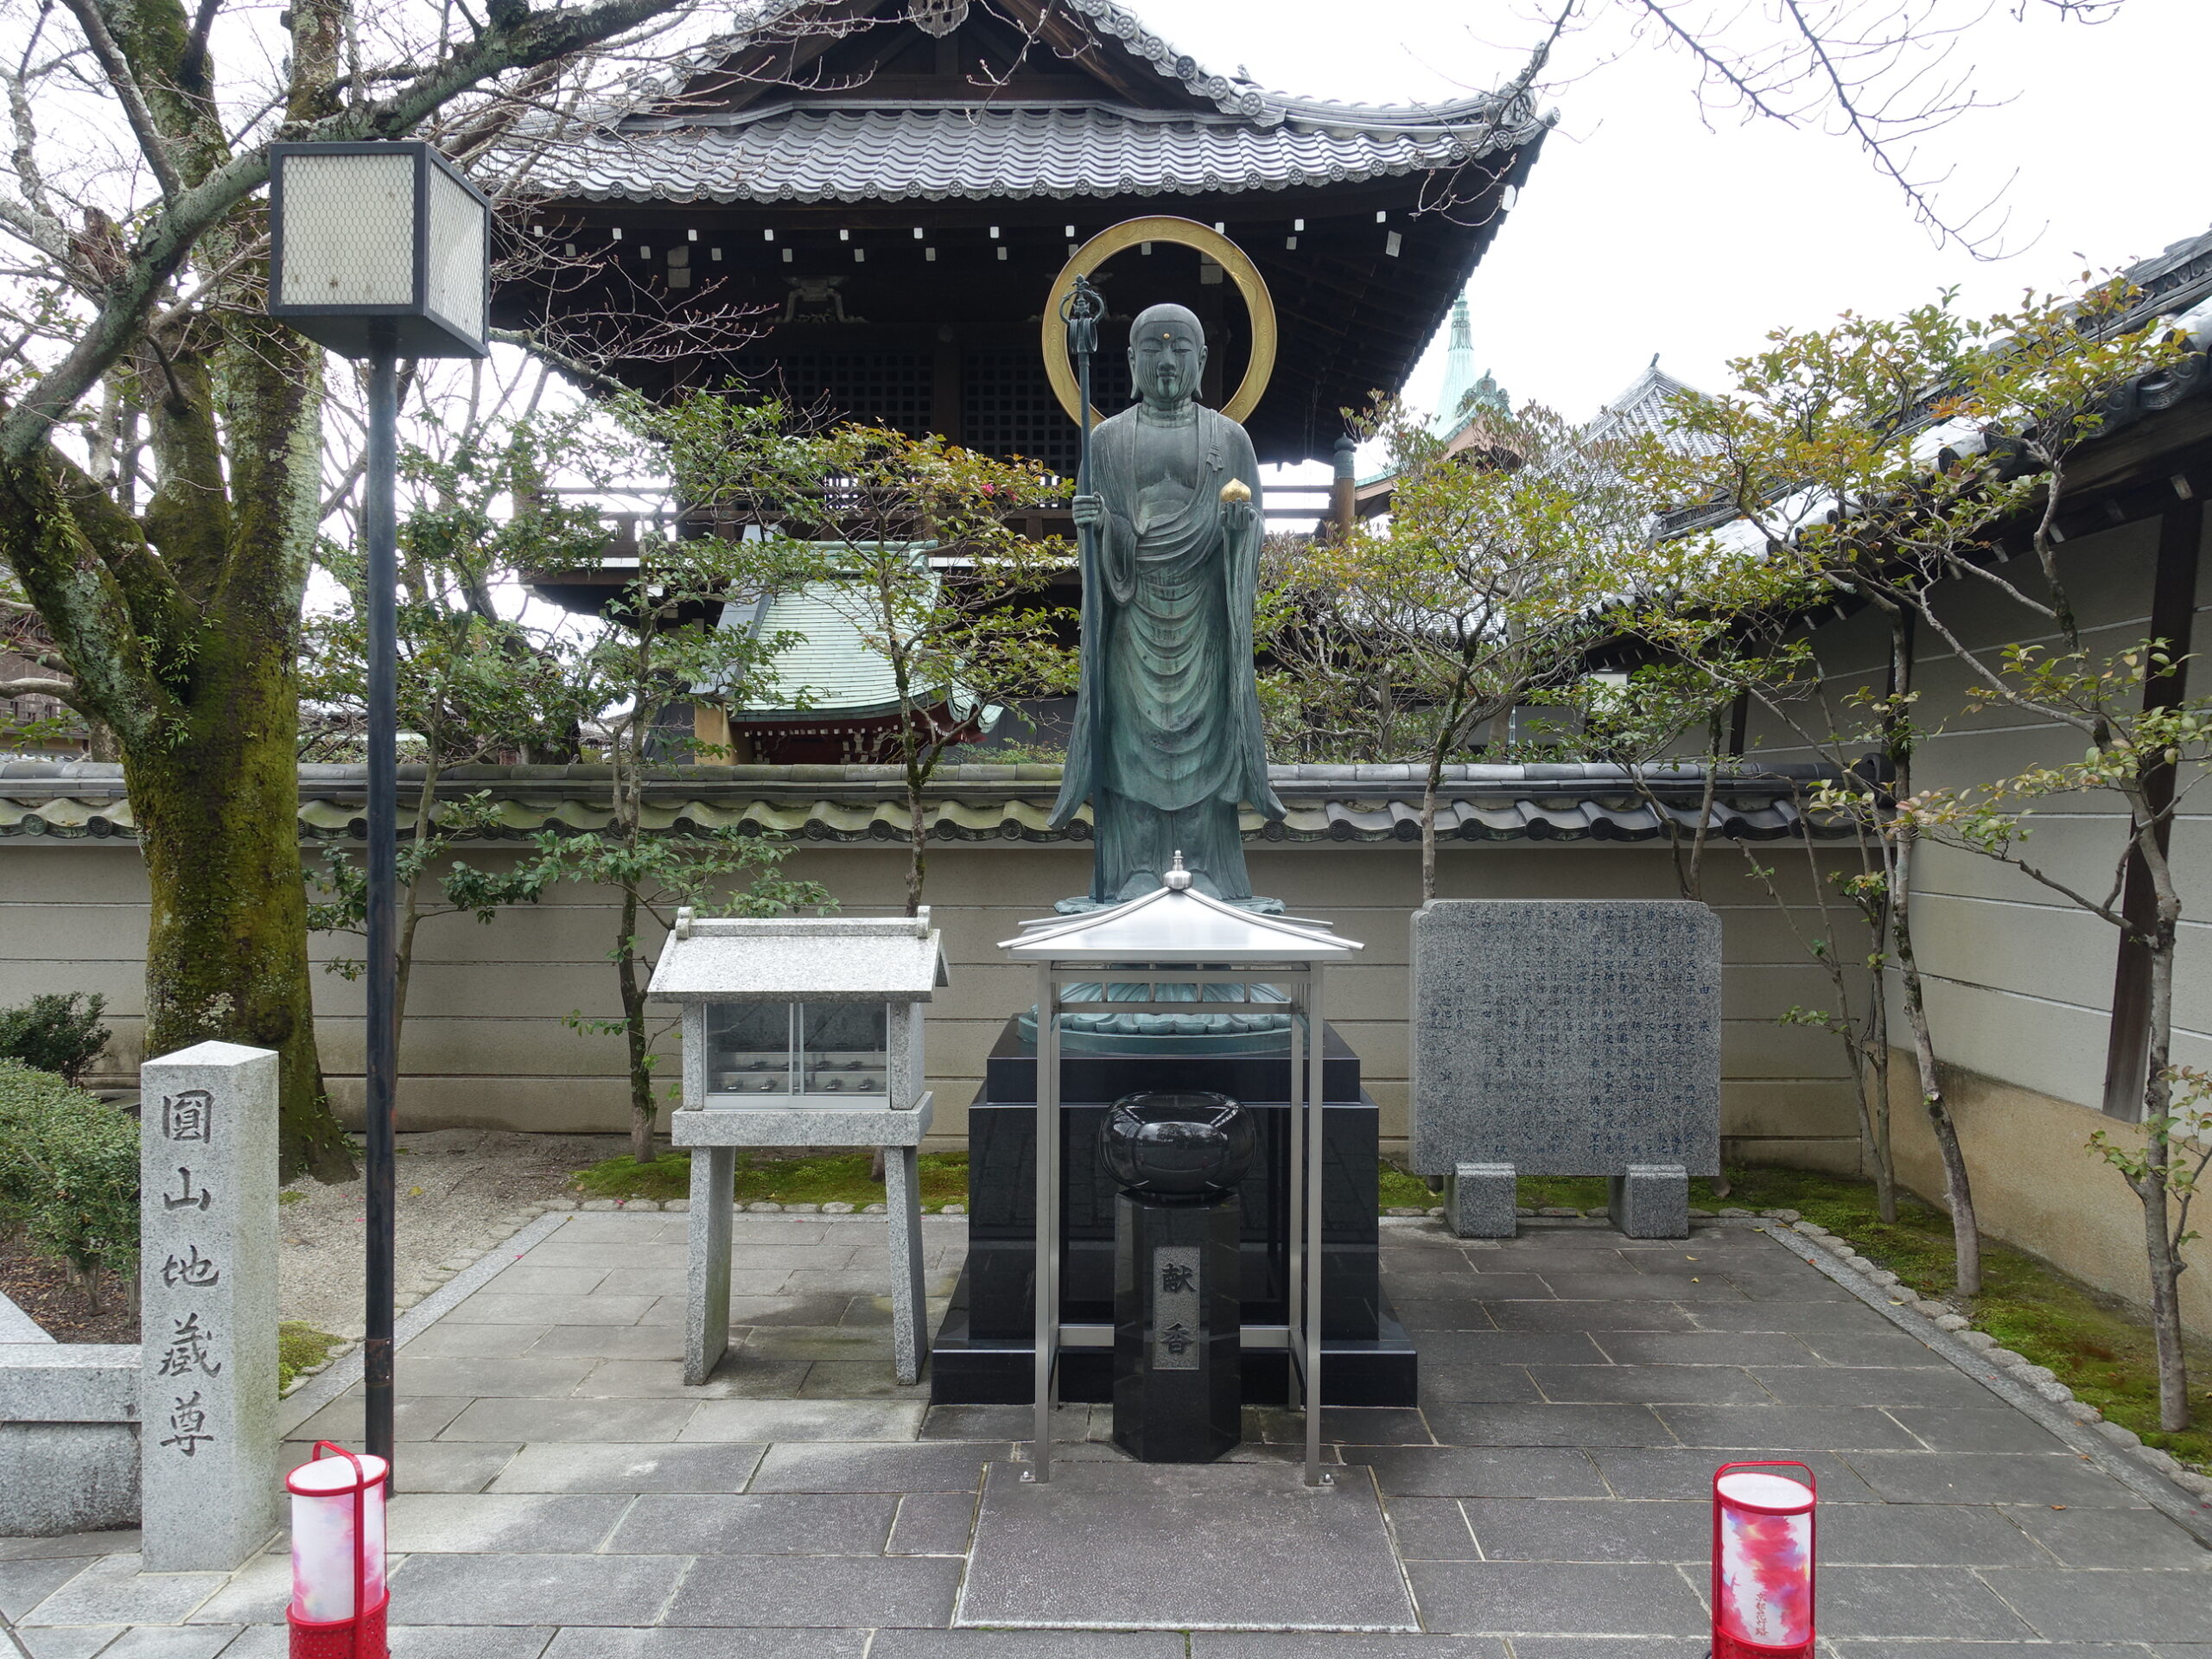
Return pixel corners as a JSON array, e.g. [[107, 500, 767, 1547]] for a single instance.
[[4, 1211, 2208, 1656]]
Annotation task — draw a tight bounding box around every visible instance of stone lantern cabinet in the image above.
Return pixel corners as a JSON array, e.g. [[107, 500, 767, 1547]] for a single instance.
[[649, 909, 949, 1385]]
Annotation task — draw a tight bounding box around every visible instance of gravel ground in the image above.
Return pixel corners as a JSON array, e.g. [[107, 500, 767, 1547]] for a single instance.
[[0, 1230, 137, 1343], [279, 1128, 623, 1338]]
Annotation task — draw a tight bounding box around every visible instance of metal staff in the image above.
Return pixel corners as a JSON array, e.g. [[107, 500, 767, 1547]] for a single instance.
[[1061, 274, 1104, 891]]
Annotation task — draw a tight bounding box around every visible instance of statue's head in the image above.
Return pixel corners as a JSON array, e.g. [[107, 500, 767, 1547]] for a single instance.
[[1128, 304, 1206, 405]]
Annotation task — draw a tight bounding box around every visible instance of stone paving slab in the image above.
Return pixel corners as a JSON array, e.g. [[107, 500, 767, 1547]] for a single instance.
[[10, 1211, 2208, 1655], [540, 1631, 864, 1657], [0, 1556, 92, 1622], [875, 1632, 1189, 1658], [1401, 1559, 1709, 1637], [956, 1461, 1419, 1631], [486, 1442, 768, 1494]]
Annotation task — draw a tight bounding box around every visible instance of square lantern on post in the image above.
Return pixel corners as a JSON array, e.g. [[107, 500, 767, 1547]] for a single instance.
[[267, 141, 491, 359], [649, 911, 950, 1387], [263, 137, 490, 1484]]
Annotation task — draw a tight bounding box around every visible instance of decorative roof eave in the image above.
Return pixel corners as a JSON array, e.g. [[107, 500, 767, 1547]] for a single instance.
[[600, 0, 1534, 134], [516, 0, 1552, 209], [0, 760, 1866, 848], [519, 103, 1547, 209]]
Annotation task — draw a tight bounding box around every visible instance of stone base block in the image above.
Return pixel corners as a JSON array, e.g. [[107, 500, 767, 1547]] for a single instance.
[[1445, 1163, 1516, 1239], [1112, 1192, 1241, 1464], [1610, 1163, 1689, 1239], [0, 1421, 140, 1535]]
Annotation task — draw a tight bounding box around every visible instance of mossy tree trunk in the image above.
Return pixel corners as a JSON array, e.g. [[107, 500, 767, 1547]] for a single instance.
[[1, 376, 353, 1180], [0, 0, 703, 1184]]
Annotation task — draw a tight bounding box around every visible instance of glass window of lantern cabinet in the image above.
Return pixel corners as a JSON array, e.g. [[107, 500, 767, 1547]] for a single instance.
[[800, 1002, 887, 1097], [702, 1001, 888, 1105], [706, 1003, 792, 1098]]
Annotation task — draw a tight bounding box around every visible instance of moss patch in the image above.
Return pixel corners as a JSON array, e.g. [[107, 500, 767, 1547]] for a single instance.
[[276, 1321, 344, 1393], [572, 1150, 973, 1212], [1377, 1161, 1438, 1209]]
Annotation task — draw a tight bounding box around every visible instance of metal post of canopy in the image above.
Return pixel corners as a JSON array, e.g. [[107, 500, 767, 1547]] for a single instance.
[[1304, 964, 1330, 1487], [1027, 960, 1061, 1483], [1000, 882, 1360, 1484], [1286, 976, 1306, 1416]]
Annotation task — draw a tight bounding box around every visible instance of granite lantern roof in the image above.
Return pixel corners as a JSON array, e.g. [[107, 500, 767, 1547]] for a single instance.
[[647, 912, 949, 1002], [497, 0, 1554, 465]]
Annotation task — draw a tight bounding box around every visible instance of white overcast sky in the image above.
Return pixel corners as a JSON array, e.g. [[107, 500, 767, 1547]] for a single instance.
[[1153, 0, 2212, 429]]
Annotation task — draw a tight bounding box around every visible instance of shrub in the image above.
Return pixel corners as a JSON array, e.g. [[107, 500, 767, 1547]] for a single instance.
[[0, 1061, 138, 1309], [0, 993, 111, 1084]]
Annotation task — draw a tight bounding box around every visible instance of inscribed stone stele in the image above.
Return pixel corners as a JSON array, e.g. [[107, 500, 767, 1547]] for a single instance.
[[1410, 900, 1720, 1178]]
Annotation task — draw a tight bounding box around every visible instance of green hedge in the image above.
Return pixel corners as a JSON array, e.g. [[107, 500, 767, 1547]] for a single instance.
[[0, 993, 111, 1084], [0, 1061, 138, 1297]]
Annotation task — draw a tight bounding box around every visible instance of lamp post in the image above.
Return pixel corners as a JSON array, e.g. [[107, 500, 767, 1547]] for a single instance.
[[268, 140, 491, 1473]]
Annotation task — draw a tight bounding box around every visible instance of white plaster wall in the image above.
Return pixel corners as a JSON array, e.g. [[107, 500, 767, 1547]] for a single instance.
[[0, 837, 1863, 1163], [1745, 509, 2212, 1114]]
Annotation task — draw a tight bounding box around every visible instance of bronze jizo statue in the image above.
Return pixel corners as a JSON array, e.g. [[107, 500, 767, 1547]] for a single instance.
[[1048, 303, 1286, 911]]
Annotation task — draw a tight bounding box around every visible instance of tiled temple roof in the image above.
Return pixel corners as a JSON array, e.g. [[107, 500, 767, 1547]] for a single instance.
[[528, 102, 1537, 207], [517, 0, 1547, 206], [0, 760, 1862, 846]]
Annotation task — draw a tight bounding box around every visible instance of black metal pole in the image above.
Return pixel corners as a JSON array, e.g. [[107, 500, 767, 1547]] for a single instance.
[[363, 327, 399, 1478], [1063, 276, 1102, 895]]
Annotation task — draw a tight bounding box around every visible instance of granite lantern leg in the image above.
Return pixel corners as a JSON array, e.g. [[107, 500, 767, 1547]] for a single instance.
[[884, 1144, 930, 1385], [1446, 1162, 1517, 1239], [1113, 1192, 1242, 1463], [685, 1146, 736, 1386], [1611, 1162, 1690, 1239]]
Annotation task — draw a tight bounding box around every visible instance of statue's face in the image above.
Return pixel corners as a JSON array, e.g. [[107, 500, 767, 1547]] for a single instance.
[[1130, 321, 1205, 404]]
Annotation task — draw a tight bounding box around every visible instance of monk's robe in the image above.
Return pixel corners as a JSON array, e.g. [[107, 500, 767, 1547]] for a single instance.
[[1048, 398, 1286, 911]]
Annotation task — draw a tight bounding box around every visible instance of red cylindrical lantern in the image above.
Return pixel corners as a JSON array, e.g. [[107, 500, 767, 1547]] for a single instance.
[[286, 1442, 389, 1659], [1712, 1459, 1816, 1659]]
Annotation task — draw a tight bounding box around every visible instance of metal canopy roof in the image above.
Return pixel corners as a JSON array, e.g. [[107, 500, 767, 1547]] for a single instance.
[[649, 911, 950, 1001], [1001, 869, 1362, 965]]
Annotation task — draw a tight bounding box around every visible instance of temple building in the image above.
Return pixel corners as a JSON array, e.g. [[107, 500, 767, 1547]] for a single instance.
[[504, 0, 1548, 469], [508, 0, 1553, 752], [1586, 354, 1721, 458], [1351, 294, 1517, 515]]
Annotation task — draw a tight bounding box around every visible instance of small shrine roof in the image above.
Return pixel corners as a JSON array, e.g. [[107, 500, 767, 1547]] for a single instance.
[[647, 911, 950, 1001], [1001, 868, 1361, 964]]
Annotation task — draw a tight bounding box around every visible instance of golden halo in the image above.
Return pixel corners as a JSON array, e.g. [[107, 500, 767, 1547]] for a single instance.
[[1042, 215, 1278, 429]]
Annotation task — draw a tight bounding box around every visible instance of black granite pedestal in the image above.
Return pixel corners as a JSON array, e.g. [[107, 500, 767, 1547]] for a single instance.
[[1113, 1192, 1241, 1462], [929, 1017, 1419, 1407]]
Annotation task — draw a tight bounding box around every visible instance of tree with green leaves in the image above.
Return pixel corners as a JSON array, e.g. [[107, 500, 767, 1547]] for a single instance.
[[300, 389, 616, 1052], [1630, 277, 2196, 1427], [529, 526, 828, 1166], [0, 0, 756, 1179], [649, 397, 1076, 914], [1282, 397, 1656, 901]]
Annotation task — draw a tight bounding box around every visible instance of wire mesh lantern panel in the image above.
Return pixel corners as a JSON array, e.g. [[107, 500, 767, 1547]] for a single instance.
[[268, 141, 490, 359]]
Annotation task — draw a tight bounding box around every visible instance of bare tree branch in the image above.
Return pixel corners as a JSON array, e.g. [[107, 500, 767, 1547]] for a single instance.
[[1, 0, 706, 467], [57, 0, 185, 199]]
